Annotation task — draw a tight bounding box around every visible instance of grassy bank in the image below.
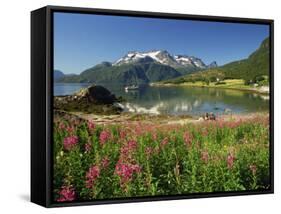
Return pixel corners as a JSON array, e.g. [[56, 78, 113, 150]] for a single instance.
[[152, 79, 269, 95], [53, 113, 270, 202]]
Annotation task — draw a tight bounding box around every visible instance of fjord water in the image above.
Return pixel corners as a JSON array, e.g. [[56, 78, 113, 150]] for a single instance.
[[54, 83, 269, 116]]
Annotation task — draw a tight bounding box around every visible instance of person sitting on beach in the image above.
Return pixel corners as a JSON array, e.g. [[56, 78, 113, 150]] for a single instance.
[[203, 112, 216, 121], [209, 112, 216, 120], [204, 112, 209, 120]]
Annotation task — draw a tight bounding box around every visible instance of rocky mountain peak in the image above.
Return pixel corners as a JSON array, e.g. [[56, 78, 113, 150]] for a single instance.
[[113, 50, 212, 69], [208, 61, 218, 68]]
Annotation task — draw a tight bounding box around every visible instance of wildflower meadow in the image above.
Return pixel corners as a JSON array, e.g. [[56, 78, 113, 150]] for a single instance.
[[53, 114, 270, 202]]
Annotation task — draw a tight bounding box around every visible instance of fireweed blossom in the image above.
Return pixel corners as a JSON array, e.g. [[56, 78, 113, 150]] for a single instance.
[[249, 164, 257, 175], [120, 140, 138, 161], [120, 146, 130, 159], [160, 137, 169, 148], [101, 157, 110, 168], [134, 125, 143, 136], [58, 122, 66, 130], [119, 130, 127, 139], [201, 151, 209, 164], [86, 165, 100, 189], [127, 140, 137, 150], [145, 147, 153, 157], [99, 130, 111, 145], [87, 120, 95, 130], [152, 132, 158, 141], [227, 153, 235, 169], [115, 161, 141, 184], [66, 126, 75, 133], [183, 131, 193, 146], [63, 136, 78, 151], [56, 185, 76, 202], [85, 141, 92, 153]]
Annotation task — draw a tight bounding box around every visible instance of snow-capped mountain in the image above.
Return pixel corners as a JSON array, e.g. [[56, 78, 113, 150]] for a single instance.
[[174, 55, 206, 68], [112, 50, 216, 69], [113, 50, 172, 66], [58, 50, 218, 85]]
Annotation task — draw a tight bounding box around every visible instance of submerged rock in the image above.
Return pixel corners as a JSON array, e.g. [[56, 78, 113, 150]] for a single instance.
[[54, 85, 122, 114]]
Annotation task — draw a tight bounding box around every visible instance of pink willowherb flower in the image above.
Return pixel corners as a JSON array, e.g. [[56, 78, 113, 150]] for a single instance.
[[152, 132, 158, 141], [249, 164, 257, 175], [56, 185, 76, 202], [101, 157, 110, 168], [135, 125, 143, 136], [59, 122, 65, 130], [120, 146, 130, 158], [131, 164, 141, 173], [127, 140, 137, 150], [119, 130, 127, 139], [86, 165, 100, 189], [63, 136, 78, 151], [99, 130, 111, 145], [145, 147, 153, 157], [66, 126, 75, 133], [84, 142, 91, 152], [201, 151, 209, 164], [183, 131, 193, 146], [227, 153, 235, 169], [87, 120, 95, 130], [115, 161, 141, 184], [160, 137, 169, 148], [120, 140, 138, 158]]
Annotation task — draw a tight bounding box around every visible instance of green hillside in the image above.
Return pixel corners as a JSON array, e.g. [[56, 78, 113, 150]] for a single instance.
[[163, 37, 270, 85], [59, 61, 182, 85]]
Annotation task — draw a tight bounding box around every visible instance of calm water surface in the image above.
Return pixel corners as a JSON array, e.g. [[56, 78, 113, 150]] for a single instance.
[[54, 83, 269, 116]]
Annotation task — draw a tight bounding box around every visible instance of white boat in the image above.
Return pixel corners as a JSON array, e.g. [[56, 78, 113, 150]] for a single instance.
[[124, 85, 139, 91]]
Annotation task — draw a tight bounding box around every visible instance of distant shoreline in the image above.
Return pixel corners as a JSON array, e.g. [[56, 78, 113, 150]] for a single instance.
[[150, 82, 270, 95]]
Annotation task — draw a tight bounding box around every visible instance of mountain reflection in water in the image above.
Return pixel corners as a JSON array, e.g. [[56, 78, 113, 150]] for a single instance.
[[54, 83, 269, 116]]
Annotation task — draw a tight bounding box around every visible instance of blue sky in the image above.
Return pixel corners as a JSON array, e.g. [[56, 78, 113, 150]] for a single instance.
[[54, 12, 269, 74]]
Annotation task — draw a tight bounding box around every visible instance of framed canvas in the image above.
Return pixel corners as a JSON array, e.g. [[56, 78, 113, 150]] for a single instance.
[[31, 5, 274, 207]]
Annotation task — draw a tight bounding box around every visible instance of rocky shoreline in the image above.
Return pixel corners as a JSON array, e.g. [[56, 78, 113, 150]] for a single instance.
[[54, 108, 269, 126]]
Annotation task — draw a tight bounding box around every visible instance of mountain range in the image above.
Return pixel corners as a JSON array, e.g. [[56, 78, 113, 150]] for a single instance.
[[56, 50, 217, 84], [56, 37, 269, 85], [113, 50, 216, 69]]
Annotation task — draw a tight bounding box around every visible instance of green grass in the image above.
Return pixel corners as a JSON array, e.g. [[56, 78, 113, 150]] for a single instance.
[[159, 78, 269, 94], [180, 79, 250, 88]]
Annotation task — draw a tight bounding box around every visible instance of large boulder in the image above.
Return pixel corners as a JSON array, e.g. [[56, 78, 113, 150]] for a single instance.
[[54, 85, 122, 114], [73, 85, 117, 104]]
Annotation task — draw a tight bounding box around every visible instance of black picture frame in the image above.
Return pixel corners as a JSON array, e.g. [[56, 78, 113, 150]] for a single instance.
[[31, 5, 274, 208]]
